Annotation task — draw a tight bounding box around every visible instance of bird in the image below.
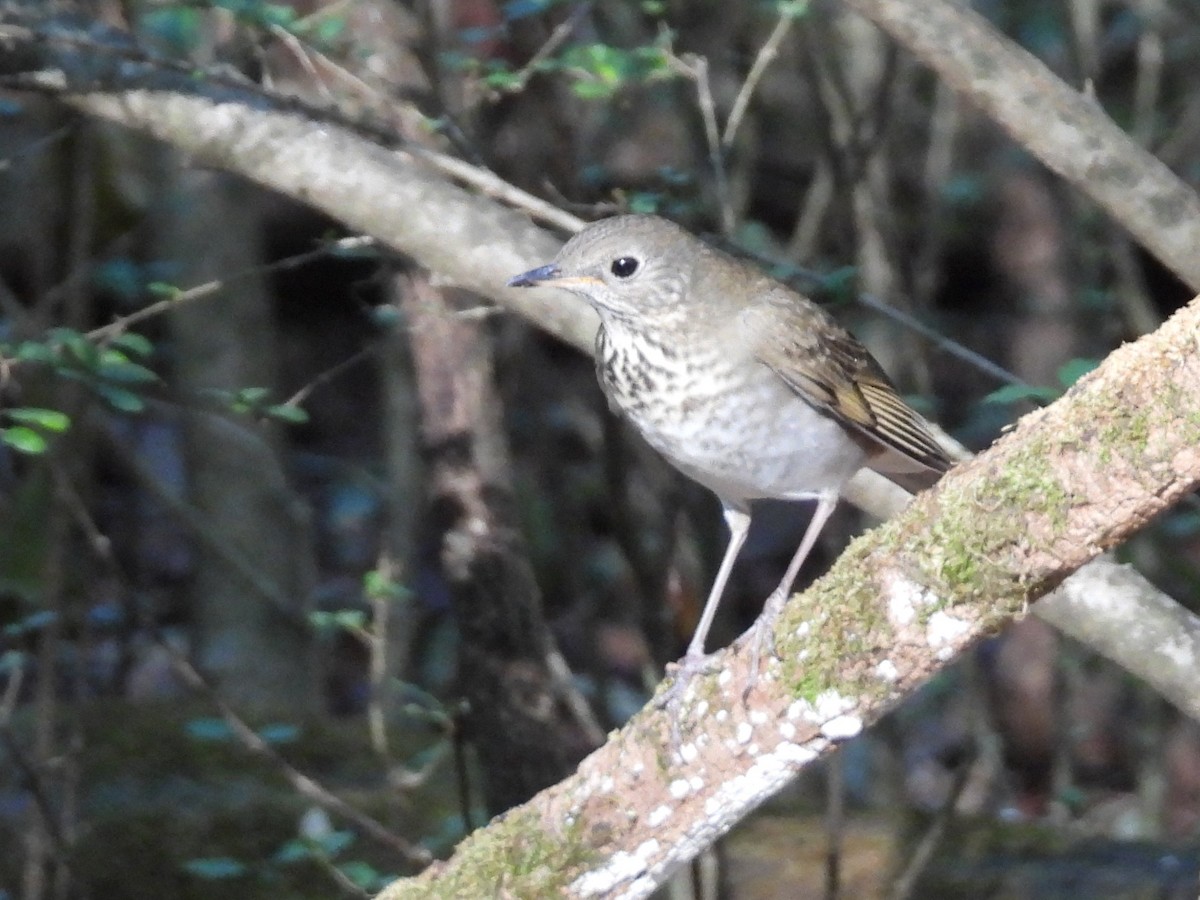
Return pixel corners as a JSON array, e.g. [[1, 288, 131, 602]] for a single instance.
[[507, 214, 952, 705]]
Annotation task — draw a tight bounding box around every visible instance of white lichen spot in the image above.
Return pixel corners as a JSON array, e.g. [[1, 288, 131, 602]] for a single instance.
[[572, 839, 662, 897], [775, 741, 818, 766], [749, 710, 769, 726], [679, 742, 699, 764], [695, 700, 709, 718], [813, 690, 853, 721], [715, 709, 729, 723], [787, 699, 812, 721], [600, 776, 614, 793], [736, 722, 753, 744], [778, 721, 796, 740], [926, 610, 970, 648], [886, 574, 924, 626], [718, 669, 733, 687], [821, 714, 863, 741], [627, 875, 657, 898], [647, 805, 672, 828], [688, 775, 704, 792], [1158, 634, 1194, 668], [668, 779, 691, 799], [875, 659, 899, 682]]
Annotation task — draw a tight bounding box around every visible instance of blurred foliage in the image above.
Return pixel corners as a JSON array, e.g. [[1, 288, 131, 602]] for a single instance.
[[2, 0, 1200, 896], [984, 357, 1100, 406]]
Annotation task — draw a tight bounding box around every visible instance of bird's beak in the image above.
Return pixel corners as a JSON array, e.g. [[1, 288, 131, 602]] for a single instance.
[[507, 264, 561, 287], [507, 264, 602, 290]]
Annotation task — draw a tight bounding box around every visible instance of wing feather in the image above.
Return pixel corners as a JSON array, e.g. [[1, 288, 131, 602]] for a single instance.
[[741, 290, 952, 475]]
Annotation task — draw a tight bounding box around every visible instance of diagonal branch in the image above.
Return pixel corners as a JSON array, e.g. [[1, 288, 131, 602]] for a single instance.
[[836, 0, 1200, 291], [378, 296, 1200, 897]]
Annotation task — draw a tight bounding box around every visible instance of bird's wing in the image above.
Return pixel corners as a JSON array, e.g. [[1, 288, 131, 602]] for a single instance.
[[740, 291, 952, 475]]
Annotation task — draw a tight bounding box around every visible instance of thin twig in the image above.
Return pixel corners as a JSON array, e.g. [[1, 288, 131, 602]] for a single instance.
[[494, 2, 593, 95], [889, 753, 974, 900], [668, 53, 734, 235], [366, 554, 398, 761], [86, 236, 377, 344], [55, 471, 435, 868], [164, 645, 432, 865], [0, 658, 23, 724], [824, 751, 844, 900], [91, 413, 305, 626], [722, 9, 797, 148], [406, 148, 586, 233], [0, 725, 67, 852], [1132, 0, 1165, 148], [284, 344, 379, 408]]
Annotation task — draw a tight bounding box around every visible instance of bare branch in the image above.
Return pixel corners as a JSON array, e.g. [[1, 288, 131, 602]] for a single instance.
[[836, 0, 1200, 291]]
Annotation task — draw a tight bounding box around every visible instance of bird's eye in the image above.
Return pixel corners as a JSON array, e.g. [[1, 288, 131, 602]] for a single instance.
[[610, 256, 639, 278]]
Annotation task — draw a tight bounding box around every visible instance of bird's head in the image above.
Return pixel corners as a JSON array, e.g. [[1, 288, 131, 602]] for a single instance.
[[507, 215, 697, 321]]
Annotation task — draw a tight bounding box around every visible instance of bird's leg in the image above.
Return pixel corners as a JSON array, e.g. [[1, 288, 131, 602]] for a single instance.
[[745, 492, 838, 696], [656, 506, 751, 717]]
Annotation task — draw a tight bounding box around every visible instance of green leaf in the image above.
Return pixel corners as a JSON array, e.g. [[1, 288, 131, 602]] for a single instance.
[[93, 383, 145, 413], [183, 857, 247, 879], [571, 80, 617, 100], [364, 570, 411, 603], [484, 69, 524, 91], [1057, 357, 1099, 389], [53, 329, 98, 369], [273, 839, 312, 864], [309, 609, 367, 633], [983, 383, 1058, 406], [502, 0, 565, 21], [14, 341, 55, 364], [6, 408, 70, 432], [185, 718, 234, 742], [311, 15, 346, 43], [264, 404, 309, 424], [317, 829, 355, 856], [257, 723, 299, 745], [2, 426, 47, 454], [336, 860, 384, 890], [369, 305, 402, 329], [775, 0, 811, 18], [146, 281, 182, 299], [99, 358, 159, 384], [628, 192, 664, 214], [3, 610, 57, 636], [140, 8, 202, 54], [110, 332, 154, 357], [233, 387, 271, 410], [815, 266, 858, 303]]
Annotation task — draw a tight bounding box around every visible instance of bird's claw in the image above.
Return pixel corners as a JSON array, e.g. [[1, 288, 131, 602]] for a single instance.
[[741, 590, 787, 702], [656, 651, 720, 747]]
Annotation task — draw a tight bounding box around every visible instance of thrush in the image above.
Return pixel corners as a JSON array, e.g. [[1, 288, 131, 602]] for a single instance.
[[508, 214, 952, 704]]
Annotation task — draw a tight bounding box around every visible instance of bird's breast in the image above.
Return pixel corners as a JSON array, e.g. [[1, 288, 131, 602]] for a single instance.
[[595, 326, 864, 503]]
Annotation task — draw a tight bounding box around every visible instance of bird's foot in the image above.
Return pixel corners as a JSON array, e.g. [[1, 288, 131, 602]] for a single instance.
[[742, 588, 789, 703], [655, 651, 720, 747]]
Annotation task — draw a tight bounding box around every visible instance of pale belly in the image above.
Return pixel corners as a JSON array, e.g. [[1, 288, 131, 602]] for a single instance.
[[605, 356, 866, 505]]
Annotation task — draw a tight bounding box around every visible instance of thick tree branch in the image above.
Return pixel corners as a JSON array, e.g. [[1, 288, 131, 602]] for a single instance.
[[374, 296, 1200, 896]]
